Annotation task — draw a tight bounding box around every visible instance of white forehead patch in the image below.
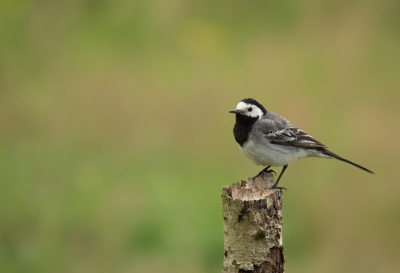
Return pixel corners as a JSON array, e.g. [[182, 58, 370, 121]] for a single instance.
[[236, 101, 264, 119]]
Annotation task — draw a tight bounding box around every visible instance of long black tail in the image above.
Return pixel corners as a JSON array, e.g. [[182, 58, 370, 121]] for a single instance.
[[321, 149, 375, 174]]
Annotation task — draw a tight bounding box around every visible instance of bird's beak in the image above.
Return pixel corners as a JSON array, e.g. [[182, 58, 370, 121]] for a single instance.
[[229, 109, 238, 114]]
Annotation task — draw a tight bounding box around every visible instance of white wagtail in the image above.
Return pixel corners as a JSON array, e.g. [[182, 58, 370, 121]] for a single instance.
[[229, 98, 374, 190]]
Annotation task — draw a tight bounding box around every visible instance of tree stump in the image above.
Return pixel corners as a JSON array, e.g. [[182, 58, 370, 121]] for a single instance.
[[221, 172, 285, 273]]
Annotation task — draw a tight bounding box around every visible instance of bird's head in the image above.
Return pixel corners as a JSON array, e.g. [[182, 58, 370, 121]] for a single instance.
[[229, 98, 267, 120]]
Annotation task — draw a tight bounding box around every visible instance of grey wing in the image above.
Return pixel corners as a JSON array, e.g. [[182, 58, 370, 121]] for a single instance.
[[254, 118, 328, 149]]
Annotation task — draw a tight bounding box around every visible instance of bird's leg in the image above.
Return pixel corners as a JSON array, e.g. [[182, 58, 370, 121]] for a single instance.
[[270, 165, 288, 191], [252, 166, 276, 182]]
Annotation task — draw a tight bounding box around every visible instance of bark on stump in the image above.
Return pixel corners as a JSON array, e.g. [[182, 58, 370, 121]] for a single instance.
[[222, 172, 285, 273]]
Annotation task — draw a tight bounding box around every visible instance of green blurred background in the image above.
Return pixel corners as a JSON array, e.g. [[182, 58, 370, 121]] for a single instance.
[[1, 0, 399, 272]]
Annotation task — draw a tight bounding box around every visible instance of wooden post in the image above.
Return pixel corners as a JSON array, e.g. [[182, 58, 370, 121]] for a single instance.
[[221, 172, 285, 273]]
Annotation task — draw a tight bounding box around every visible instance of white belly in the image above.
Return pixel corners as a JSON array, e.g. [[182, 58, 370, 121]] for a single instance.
[[238, 139, 310, 167]]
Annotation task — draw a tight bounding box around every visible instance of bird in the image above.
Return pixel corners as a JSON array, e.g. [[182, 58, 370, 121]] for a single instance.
[[229, 98, 374, 190]]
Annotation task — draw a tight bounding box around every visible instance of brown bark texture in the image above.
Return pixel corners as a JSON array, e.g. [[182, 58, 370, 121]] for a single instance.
[[221, 173, 285, 273]]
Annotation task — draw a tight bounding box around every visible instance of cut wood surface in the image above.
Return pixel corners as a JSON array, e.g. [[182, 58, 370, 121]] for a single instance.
[[222, 173, 285, 273]]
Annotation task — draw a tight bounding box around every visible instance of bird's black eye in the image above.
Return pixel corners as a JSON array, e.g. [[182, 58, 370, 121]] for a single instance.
[[248, 107, 253, 112]]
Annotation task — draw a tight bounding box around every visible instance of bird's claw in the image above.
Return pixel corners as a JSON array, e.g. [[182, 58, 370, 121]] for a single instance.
[[263, 185, 287, 191], [271, 185, 287, 191], [253, 166, 276, 181]]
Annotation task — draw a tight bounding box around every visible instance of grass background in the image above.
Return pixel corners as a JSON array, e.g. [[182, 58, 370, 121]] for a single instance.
[[1, 0, 400, 272]]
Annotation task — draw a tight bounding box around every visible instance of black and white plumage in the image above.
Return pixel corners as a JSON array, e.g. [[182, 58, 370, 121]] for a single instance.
[[229, 98, 374, 190]]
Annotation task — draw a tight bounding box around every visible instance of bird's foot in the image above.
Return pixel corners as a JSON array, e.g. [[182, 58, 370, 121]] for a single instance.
[[270, 185, 287, 191], [253, 166, 276, 181], [265, 168, 276, 176]]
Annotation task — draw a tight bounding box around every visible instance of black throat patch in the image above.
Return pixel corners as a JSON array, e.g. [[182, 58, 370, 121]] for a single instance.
[[233, 114, 259, 147]]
